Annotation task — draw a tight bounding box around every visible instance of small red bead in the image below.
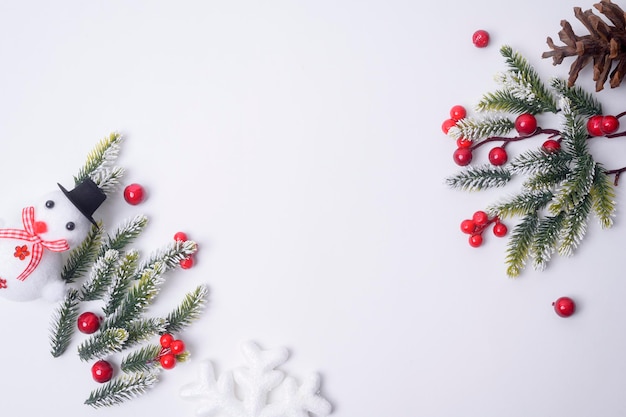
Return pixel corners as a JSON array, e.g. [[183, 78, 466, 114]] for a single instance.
[[180, 257, 194, 269], [542, 139, 561, 153], [460, 219, 476, 234], [160, 333, 174, 348], [456, 137, 472, 148], [493, 222, 508, 237], [472, 30, 490, 48], [91, 360, 114, 383], [170, 339, 186, 355], [515, 113, 537, 135], [553, 296, 576, 317], [468, 234, 483, 248], [123, 183, 145, 205], [173, 232, 188, 242], [472, 211, 489, 226], [587, 115, 604, 136], [601, 115, 620, 134], [488, 147, 508, 166], [453, 148, 473, 166], [449, 105, 467, 121], [77, 312, 101, 334], [160, 353, 177, 369], [442, 118, 457, 134]]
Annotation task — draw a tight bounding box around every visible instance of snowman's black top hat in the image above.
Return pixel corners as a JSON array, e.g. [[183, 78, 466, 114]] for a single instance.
[[57, 178, 106, 225]]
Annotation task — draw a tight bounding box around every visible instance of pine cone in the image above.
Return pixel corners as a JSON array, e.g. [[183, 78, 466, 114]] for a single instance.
[[542, 0, 626, 91]]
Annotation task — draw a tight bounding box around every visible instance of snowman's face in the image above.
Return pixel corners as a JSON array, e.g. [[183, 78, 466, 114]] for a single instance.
[[33, 190, 92, 249]]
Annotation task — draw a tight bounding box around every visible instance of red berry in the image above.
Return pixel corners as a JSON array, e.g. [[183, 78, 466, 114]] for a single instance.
[[442, 118, 457, 134], [493, 222, 508, 237], [542, 139, 561, 153], [460, 219, 476, 234], [160, 333, 174, 348], [515, 113, 537, 135], [170, 339, 186, 355], [174, 232, 188, 242], [453, 148, 473, 166], [468, 234, 483, 248], [472, 30, 490, 48], [488, 147, 508, 166], [456, 137, 472, 148], [160, 353, 177, 369], [180, 257, 194, 269], [587, 115, 604, 136], [472, 210, 489, 226], [77, 312, 101, 334], [601, 115, 620, 134], [91, 360, 114, 383], [450, 105, 467, 121], [553, 296, 576, 317], [123, 183, 145, 205]]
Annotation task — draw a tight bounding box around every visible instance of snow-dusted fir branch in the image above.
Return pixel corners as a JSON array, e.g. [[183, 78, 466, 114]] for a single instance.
[[164, 284, 209, 334], [120, 344, 163, 373], [49, 289, 80, 357], [123, 318, 167, 349], [100, 215, 148, 256], [550, 78, 602, 117], [91, 166, 125, 195], [445, 165, 512, 191], [80, 249, 120, 301], [78, 328, 129, 361], [85, 372, 159, 408], [61, 223, 103, 284], [74, 132, 123, 188], [103, 250, 140, 316], [138, 239, 198, 274], [448, 115, 514, 140]]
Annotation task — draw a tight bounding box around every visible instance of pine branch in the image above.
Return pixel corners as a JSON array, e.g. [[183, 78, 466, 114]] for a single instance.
[[506, 212, 540, 277], [74, 132, 123, 187], [549, 154, 596, 215], [509, 149, 573, 176], [445, 165, 512, 191], [103, 264, 165, 331], [100, 215, 148, 256], [103, 250, 140, 316], [591, 166, 616, 228], [531, 212, 566, 271], [558, 193, 592, 257], [80, 249, 120, 301], [489, 190, 553, 219], [84, 372, 159, 408], [49, 289, 80, 357], [91, 166, 125, 195], [61, 223, 103, 284], [164, 285, 210, 334], [550, 78, 603, 116], [523, 167, 570, 191], [137, 240, 198, 274], [560, 111, 589, 156], [78, 328, 129, 361], [499, 45, 558, 114], [120, 344, 163, 373], [124, 318, 167, 348], [476, 89, 543, 114], [448, 115, 514, 140]]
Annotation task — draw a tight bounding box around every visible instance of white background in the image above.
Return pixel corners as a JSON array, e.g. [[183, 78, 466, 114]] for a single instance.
[[0, 1, 625, 416]]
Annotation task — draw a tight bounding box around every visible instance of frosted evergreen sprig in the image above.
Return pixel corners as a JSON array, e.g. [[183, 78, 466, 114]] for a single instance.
[[100, 215, 148, 255], [550, 78, 602, 117], [120, 344, 163, 373], [49, 289, 80, 357], [505, 212, 539, 277], [78, 327, 129, 361], [138, 239, 198, 274], [61, 223, 103, 284], [103, 250, 140, 316], [445, 165, 512, 191], [123, 318, 167, 349], [91, 166, 125, 195], [84, 372, 159, 408], [74, 132, 123, 188], [164, 284, 210, 334], [448, 115, 515, 140], [80, 249, 120, 301], [590, 166, 616, 229]]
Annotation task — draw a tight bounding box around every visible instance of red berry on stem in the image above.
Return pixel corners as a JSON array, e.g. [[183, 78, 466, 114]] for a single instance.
[[493, 222, 508, 237], [601, 115, 620, 134], [92, 360, 114, 383], [170, 339, 186, 355], [460, 219, 476, 234], [442, 118, 457, 134], [587, 115, 604, 136], [542, 139, 561, 153], [488, 147, 508, 166], [472, 210, 489, 226], [77, 312, 101, 334], [453, 148, 473, 166], [160, 353, 177, 369], [468, 234, 483, 248], [123, 183, 145, 205], [515, 113, 537, 135], [553, 296, 576, 317], [450, 105, 467, 121], [160, 333, 174, 348], [472, 30, 489, 48], [174, 232, 188, 242], [456, 138, 472, 148], [180, 257, 194, 269]]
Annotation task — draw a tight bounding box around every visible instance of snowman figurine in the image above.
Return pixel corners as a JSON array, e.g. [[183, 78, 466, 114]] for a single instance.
[[0, 178, 106, 302]]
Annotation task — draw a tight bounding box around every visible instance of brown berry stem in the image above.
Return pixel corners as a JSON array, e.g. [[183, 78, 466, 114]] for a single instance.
[[470, 128, 561, 151]]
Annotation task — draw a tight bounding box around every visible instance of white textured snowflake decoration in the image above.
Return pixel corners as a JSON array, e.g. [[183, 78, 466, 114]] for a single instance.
[[180, 341, 332, 417]]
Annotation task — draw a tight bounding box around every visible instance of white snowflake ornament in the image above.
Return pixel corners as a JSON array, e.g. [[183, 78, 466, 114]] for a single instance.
[[180, 341, 332, 417]]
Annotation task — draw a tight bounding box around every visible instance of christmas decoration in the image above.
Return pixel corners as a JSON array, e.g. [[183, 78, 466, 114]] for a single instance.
[[443, 45, 620, 277], [180, 341, 332, 417], [460, 211, 508, 248], [553, 296, 576, 317], [542, 0, 626, 91], [37, 133, 210, 407], [472, 29, 490, 48], [123, 183, 146, 205]]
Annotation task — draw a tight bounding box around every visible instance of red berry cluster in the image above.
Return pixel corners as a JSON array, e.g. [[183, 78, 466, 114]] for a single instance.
[[158, 333, 186, 369], [460, 210, 507, 247], [174, 231, 195, 269], [441, 105, 475, 166], [586, 114, 620, 136]]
